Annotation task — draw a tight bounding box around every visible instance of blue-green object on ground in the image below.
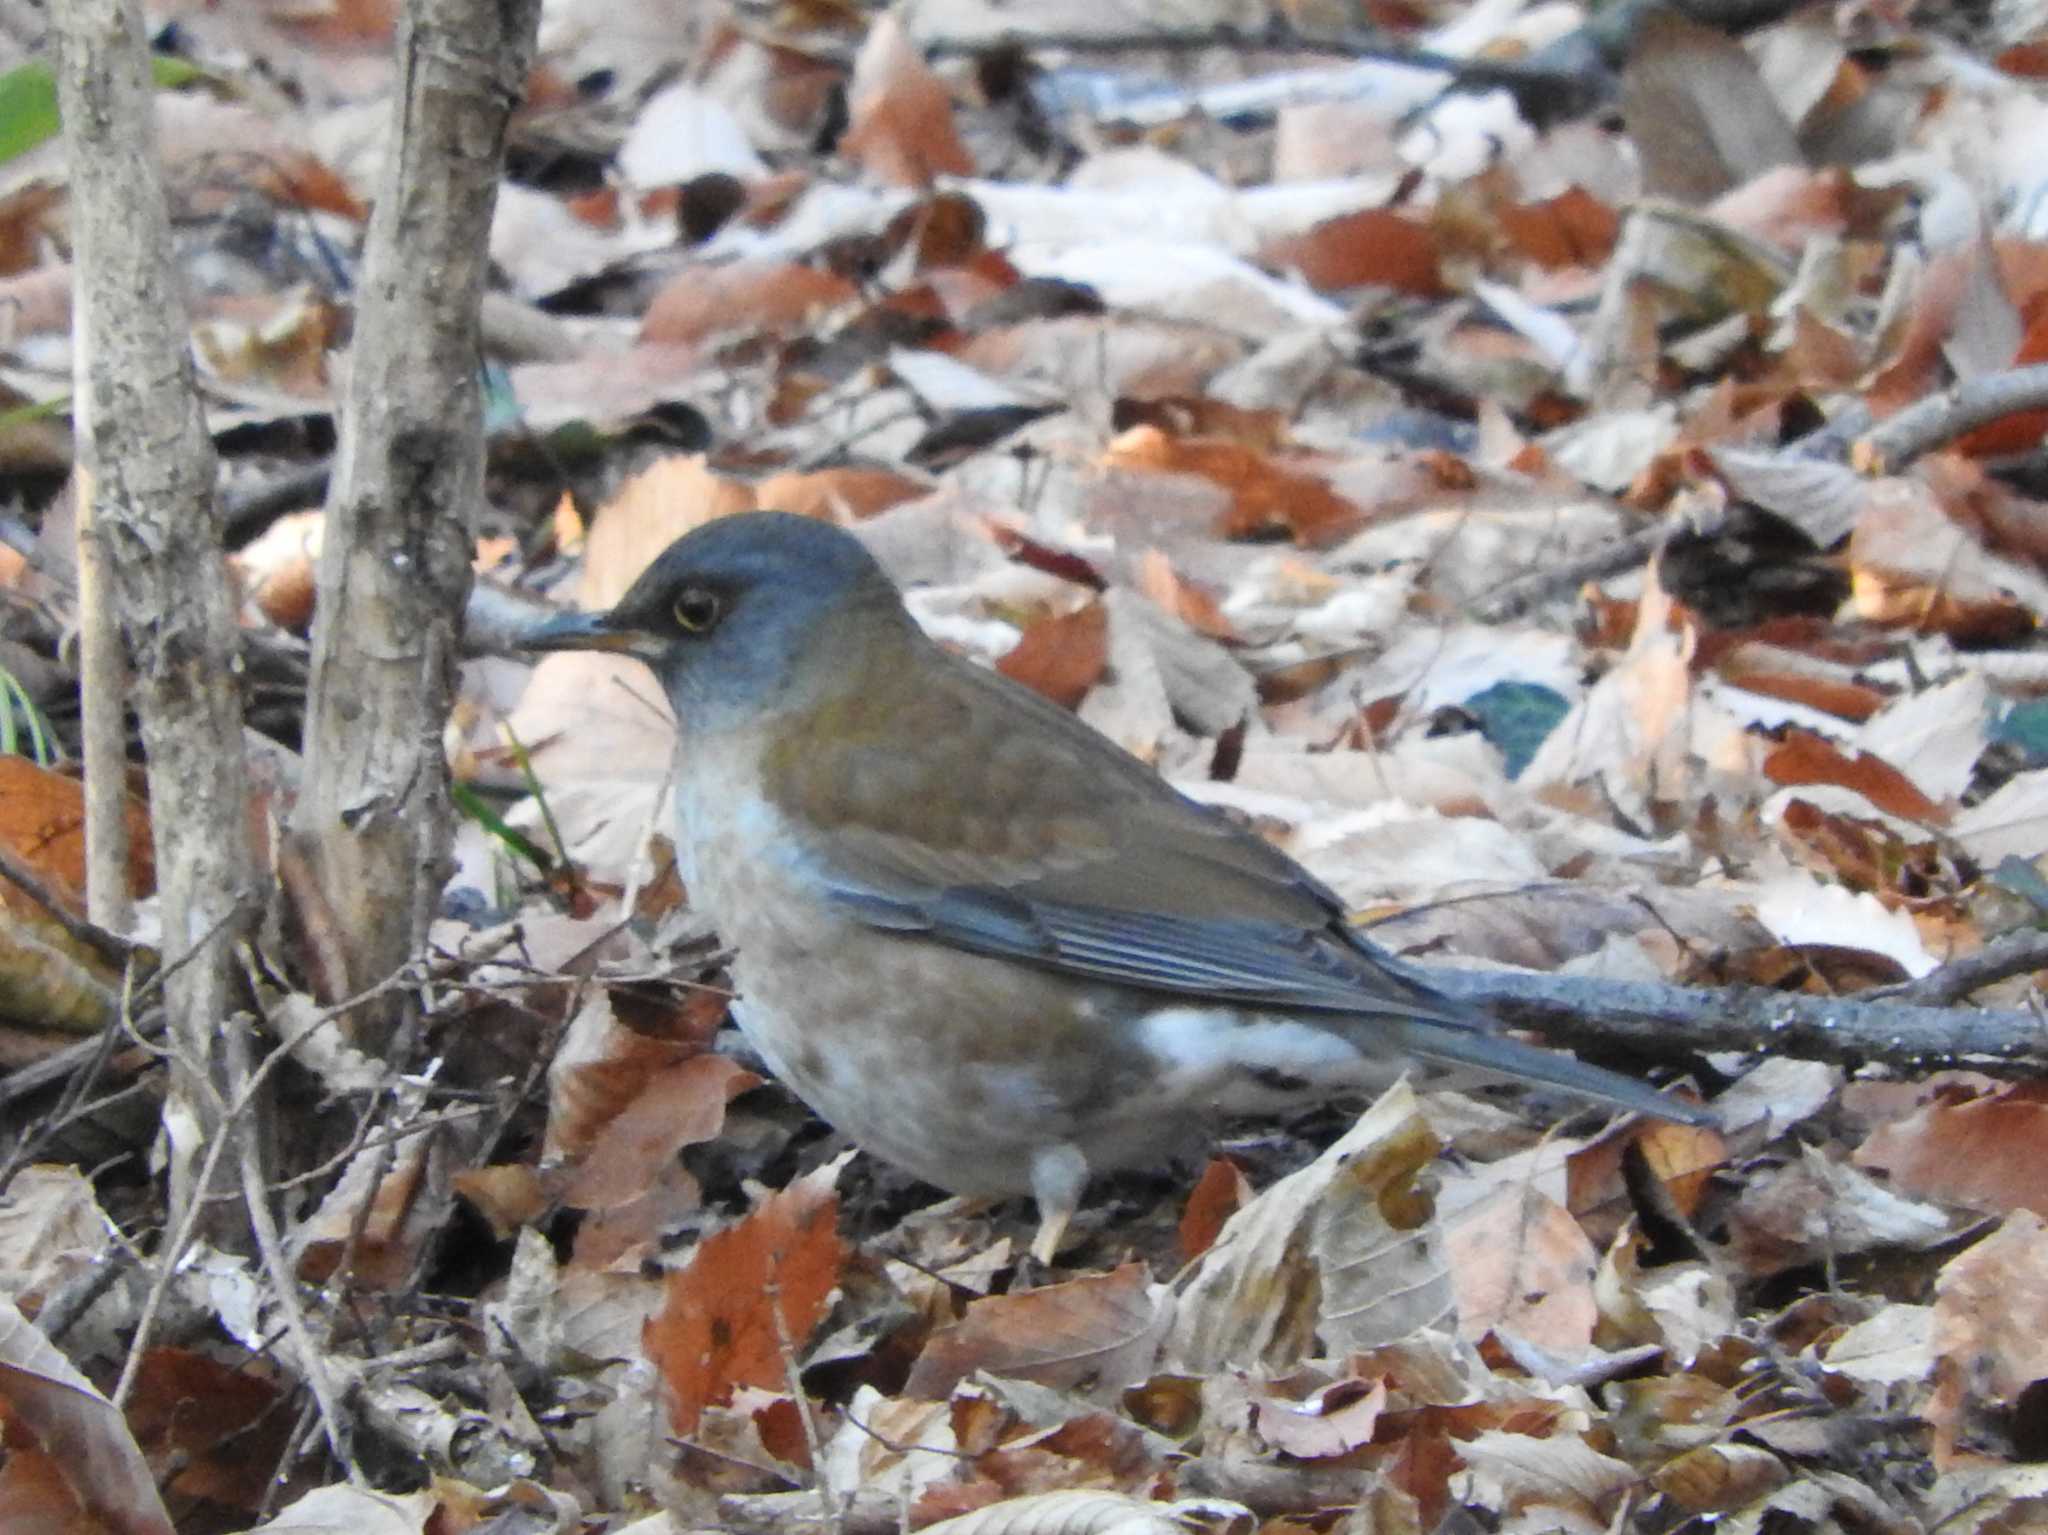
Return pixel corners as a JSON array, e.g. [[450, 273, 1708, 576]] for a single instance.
[[1992, 699, 2048, 766], [1463, 680, 1570, 779]]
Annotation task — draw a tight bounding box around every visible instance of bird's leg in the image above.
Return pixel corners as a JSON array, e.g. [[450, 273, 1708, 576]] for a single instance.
[[1028, 1143, 1090, 1266]]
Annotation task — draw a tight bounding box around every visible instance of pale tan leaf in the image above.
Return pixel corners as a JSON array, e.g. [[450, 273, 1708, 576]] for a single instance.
[[1169, 1082, 1452, 1371], [916, 1489, 1253, 1535]]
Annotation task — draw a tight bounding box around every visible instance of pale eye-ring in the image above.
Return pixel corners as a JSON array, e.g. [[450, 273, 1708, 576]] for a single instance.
[[672, 585, 722, 634]]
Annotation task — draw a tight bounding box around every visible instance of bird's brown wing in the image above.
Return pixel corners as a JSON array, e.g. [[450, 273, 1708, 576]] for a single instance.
[[761, 638, 1713, 1127], [759, 641, 1464, 1021]]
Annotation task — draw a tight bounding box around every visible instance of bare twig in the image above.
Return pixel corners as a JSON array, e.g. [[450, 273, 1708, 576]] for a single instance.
[[766, 1279, 841, 1535], [1471, 508, 1697, 622], [1870, 927, 2048, 1007], [0, 841, 138, 968], [1856, 362, 2048, 473], [111, 965, 420, 1408], [918, 20, 1609, 111], [227, 1007, 362, 1482], [71, 467, 130, 936]]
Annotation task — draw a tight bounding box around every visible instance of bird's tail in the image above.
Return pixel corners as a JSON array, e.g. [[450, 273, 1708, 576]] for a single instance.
[[1391, 1014, 1716, 1128]]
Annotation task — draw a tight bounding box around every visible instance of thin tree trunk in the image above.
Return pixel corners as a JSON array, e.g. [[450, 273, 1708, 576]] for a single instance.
[[291, 0, 540, 1045], [53, 0, 257, 1239]]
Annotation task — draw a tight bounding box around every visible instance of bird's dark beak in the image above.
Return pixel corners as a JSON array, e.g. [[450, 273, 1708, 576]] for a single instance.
[[518, 608, 662, 660]]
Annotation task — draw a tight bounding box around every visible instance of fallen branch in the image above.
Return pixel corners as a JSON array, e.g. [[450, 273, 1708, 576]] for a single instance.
[[1471, 505, 1700, 621], [918, 18, 1617, 129], [1871, 927, 2048, 1009], [1855, 361, 2048, 474], [1426, 965, 2048, 1072]]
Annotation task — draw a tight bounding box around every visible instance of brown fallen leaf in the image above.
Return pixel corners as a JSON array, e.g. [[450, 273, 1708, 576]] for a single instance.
[[905, 1262, 1170, 1401], [644, 1154, 848, 1437], [1853, 1080, 2048, 1218], [997, 600, 1107, 710], [1927, 1209, 2048, 1465]]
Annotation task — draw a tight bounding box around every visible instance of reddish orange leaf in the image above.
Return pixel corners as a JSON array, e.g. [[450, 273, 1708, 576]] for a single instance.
[[997, 601, 1108, 710], [1761, 729, 1947, 824], [644, 1161, 847, 1437]]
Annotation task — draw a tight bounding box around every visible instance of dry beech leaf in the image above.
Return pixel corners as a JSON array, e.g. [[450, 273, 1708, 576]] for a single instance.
[[1456, 1427, 1636, 1516], [1249, 1375, 1387, 1459], [1178, 1158, 1249, 1263], [1727, 1146, 1953, 1276], [546, 987, 709, 1165], [1926, 1210, 2048, 1463], [559, 1051, 757, 1212], [1443, 1186, 1598, 1354], [1852, 1081, 2048, 1217], [1259, 207, 1446, 297], [0, 1298, 174, 1535], [839, 12, 973, 188], [1169, 1081, 1451, 1372], [1519, 566, 1703, 823], [644, 1154, 849, 1437], [1821, 1302, 1934, 1386], [1594, 1225, 1737, 1364], [1496, 187, 1620, 271], [1854, 671, 1988, 803], [1100, 425, 1363, 547], [754, 465, 929, 521], [1651, 1442, 1790, 1513], [291, 1108, 462, 1289], [1954, 766, 2048, 862], [1134, 548, 1236, 641], [0, 755, 152, 912], [1921, 1465, 2048, 1530], [0, 1165, 111, 1311], [236, 1485, 435, 1535], [1618, 10, 1801, 203], [915, 1489, 1253, 1535], [640, 260, 858, 348], [1761, 728, 1947, 825], [1848, 476, 2044, 642], [997, 600, 1108, 709], [1747, 871, 1937, 980], [122, 1347, 286, 1516], [1713, 650, 1887, 723], [904, 1262, 1171, 1401], [0, 908, 121, 1037], [1564, 1119, 1726, 1249]]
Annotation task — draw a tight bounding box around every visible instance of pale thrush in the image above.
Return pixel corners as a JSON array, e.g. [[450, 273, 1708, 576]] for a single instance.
[[522, 511, 1710, 1260]]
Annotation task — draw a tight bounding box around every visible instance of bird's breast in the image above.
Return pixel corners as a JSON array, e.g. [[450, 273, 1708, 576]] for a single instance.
[[669, 750, 1175, 1195]]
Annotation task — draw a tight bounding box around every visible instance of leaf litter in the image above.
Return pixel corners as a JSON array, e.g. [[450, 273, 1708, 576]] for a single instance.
[[12, 0, 2048, 1528]]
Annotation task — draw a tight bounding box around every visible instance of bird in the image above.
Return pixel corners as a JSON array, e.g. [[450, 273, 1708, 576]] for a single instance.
[[521, 510, 1712, 1263]]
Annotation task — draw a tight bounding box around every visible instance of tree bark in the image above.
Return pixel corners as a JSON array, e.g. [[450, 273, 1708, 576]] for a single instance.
[[293, 0, 540, 1041], [52, 0, 257, 1236]]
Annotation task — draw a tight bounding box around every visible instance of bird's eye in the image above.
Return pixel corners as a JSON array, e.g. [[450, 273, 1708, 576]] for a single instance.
[[672, 585, 722, 634]]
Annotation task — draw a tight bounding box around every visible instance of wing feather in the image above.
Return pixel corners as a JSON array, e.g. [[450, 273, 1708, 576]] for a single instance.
[[764, 644, 1468, 1026]]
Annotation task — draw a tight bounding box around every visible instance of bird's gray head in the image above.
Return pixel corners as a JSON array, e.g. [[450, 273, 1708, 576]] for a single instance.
[[518, 510, 912, 730]]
